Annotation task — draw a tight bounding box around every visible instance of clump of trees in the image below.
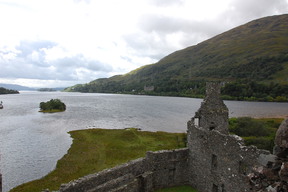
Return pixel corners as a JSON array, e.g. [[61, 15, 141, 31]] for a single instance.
[[67, 78, 288, 102], [0, 87, 19, 94], [39, 99, 66, 112], [229, 117, 282, 152], [221, 81, 288, 102]]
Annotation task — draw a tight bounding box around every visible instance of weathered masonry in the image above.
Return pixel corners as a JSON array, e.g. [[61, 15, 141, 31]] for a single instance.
[[187, 82, 265, 192], [53, 149, 189, 192], [45, 82, 278, 192]]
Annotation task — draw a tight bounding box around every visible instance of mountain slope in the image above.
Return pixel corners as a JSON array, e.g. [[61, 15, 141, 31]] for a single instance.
[[66, 14, 288, 98], [0, 83, 36, 91]]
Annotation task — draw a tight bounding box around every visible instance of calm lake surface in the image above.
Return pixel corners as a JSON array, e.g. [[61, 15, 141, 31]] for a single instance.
[[0, 92, 287, 192]]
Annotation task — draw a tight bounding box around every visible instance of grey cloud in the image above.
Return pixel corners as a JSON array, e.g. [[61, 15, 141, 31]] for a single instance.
[[231, 0, 288, 17], [220, 0, 288, 26], [16, 40, 57, 58], [123, 15, 223, 60], [52, 55, 113, 73], [87, 60, 113, 71], [123, 32, 167, 60], [0, 40, 114, 82], [139, 14, 222, 36], [40, 55, 113, 81], [125, 0, 288, 62]]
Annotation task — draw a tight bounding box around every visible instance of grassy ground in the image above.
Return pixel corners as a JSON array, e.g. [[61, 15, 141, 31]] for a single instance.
[[11, 128, 186, 192]]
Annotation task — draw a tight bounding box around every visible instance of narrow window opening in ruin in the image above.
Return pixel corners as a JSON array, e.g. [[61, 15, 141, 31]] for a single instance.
[[221, 184, 225, 192], [194, 118, 199, 126], [211, 154, 218, 171], [212, 184, 218, 192], [209, 122, 216, 130]]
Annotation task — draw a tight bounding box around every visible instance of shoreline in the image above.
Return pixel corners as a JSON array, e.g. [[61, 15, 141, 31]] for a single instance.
[[10, 128, 186, 192]]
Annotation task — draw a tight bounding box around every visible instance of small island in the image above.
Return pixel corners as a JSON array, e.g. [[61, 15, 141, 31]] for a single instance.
[[39, 99, 66, 113]]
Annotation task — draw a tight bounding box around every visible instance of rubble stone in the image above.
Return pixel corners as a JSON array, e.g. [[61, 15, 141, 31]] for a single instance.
[[279, 162, 288, 182], [275, 118, 288, 149]]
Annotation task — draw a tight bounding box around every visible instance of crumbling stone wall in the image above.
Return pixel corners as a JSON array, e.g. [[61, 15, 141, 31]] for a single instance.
[[187, 120, 263, 192], [55, 148, 189, 192], [194, 82, 229, 134], [186, 82, 274, 192]]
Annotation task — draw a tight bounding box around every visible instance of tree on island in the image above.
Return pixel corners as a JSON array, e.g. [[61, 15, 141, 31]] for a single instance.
[[39, 99, 66, 113]]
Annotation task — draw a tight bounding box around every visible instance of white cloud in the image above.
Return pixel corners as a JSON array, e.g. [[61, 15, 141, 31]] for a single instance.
[[0, 0, 287, 87]]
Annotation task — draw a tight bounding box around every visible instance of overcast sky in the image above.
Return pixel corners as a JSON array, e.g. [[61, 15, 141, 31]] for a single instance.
[[0, 0, 288, 88]]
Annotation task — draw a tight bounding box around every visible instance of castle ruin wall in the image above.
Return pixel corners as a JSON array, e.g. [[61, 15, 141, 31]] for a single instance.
[[58, 148, 189, 192], [186, 82, 273, 192], [187, 119, 265, 192]]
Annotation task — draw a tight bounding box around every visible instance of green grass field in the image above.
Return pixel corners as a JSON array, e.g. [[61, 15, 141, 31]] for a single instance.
[[11, 128, 187, 192]]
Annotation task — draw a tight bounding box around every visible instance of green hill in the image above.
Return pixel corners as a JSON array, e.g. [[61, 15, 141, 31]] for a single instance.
[[66, 14, 288, 101]]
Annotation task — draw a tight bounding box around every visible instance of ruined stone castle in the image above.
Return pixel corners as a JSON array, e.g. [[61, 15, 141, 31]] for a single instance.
[[5, 82, 286, 192]]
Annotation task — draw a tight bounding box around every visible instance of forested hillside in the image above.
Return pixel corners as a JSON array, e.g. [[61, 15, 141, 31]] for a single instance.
[[0, 87, 19, 94], [65, 14, 288, 101]]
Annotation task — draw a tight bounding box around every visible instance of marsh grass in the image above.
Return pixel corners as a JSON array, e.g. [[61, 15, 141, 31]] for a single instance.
[[11, 128, 186, 192]]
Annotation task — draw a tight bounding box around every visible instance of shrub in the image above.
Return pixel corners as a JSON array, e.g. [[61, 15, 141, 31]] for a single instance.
[[39, 99, 66, 112], [229, 117, 270, 137], [243, 136, 275, 151], [229, 117, 282, 152]]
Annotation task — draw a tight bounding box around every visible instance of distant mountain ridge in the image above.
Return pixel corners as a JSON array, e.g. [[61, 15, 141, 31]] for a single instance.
[[0, 84, 65, 91], [66, 14, 288, 100], [0, 83, 36, 91]]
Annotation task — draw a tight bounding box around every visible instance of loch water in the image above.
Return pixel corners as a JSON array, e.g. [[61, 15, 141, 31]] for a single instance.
[[0, 91, 288, 192]]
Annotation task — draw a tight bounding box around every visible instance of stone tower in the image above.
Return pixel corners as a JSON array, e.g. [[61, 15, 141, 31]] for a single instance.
[[194, 82, 229, 134], [187, 82, 261, 192]]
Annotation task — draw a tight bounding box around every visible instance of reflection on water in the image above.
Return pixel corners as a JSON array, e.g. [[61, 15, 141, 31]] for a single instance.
[[0, 92, 287, 192]]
